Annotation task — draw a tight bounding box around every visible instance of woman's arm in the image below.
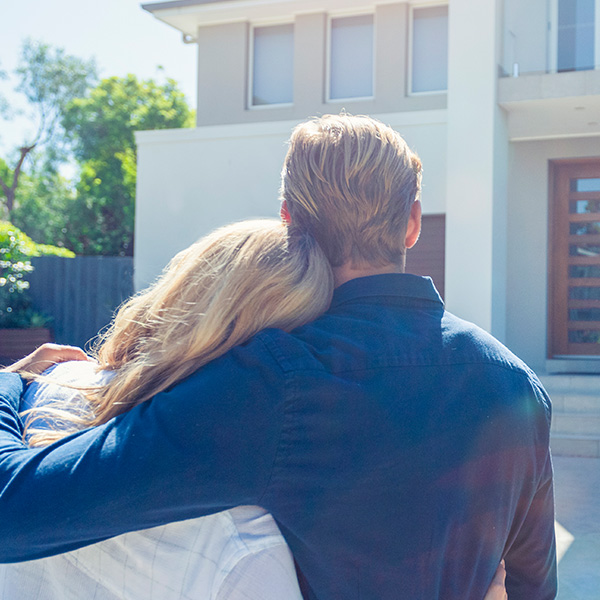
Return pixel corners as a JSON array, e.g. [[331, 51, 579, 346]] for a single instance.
[[3, 343, 89, 376]]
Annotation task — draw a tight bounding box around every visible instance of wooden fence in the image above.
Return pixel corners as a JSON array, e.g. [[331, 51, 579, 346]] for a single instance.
[[28, 256, 134, 351]]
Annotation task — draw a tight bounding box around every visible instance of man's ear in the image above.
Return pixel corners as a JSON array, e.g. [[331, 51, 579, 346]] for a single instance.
[[280, 200, 291, 225], [405, 200, 422, 249]]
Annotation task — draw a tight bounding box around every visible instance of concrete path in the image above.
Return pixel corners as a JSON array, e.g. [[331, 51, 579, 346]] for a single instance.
[[554, 456, 600, 599]]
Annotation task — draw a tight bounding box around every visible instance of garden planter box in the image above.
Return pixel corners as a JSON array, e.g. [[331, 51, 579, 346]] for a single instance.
[[0, 328, 53, 363]]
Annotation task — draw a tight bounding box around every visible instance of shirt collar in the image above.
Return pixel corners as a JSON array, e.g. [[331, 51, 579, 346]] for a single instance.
[[330, 273, 444, 308]]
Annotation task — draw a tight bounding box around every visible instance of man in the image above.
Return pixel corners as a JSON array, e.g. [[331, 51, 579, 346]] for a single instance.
[[0, 115, 555, 598]]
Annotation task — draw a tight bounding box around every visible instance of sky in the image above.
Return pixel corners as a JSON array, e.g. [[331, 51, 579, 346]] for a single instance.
[[0, 0, 197, 157]]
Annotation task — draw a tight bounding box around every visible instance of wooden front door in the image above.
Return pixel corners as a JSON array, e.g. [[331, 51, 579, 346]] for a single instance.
[[549, 160, 600, 357]]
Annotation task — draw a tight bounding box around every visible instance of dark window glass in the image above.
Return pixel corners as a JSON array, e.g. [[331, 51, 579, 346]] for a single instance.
[[569, 286, 600, 299], [569, 308, 600, 320], [570, 265, 600, 278], [558, 0, 595, 72], [569, 330, 600, 343], [570, 244, 600, 256], [570, 222, 600, 235]]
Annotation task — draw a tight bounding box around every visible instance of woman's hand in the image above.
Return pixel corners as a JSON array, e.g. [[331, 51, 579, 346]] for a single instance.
[[2, 343, 90, 375], [483, 560, 508, 600]]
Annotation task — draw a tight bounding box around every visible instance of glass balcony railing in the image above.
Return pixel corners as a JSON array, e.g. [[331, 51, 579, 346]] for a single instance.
[[500, 0, 600, 77]]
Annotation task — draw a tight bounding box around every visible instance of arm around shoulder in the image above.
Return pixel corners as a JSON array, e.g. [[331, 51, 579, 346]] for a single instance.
[[0, 336, 288, 562]]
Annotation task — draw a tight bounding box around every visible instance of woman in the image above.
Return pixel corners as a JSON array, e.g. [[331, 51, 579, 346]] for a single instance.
[[1, 219, 333, 600], [22, 219, 333, 447], [1, 219, 508, 600]]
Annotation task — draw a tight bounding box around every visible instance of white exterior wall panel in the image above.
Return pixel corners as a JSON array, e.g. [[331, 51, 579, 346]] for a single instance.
[[445, 0, 508, 336], [135, 113, 447, 290]]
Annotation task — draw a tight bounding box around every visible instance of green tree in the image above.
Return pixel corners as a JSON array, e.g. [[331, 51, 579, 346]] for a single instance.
[[6, 156, 76, 249], [63, 74, 194, 256], [0, 40, 97, 218]]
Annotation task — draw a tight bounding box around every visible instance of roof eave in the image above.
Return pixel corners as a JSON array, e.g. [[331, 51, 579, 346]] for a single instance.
[[142, 0, 228, 13]]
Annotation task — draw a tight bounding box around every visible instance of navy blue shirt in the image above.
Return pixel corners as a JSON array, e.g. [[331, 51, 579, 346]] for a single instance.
[[0, 274, 556, 599]]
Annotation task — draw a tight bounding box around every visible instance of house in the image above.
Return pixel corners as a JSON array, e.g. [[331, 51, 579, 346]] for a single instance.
[[136, 0, 600, 455]]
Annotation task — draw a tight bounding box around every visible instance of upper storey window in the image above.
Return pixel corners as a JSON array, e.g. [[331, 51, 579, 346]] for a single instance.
[[557, 0, 595, 71], [411, 5, 449, 94], [328, 14, 374, 101], [250, 23, 294, 107]]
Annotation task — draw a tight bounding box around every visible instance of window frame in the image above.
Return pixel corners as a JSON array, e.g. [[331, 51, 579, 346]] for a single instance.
[[408, 2, 449, 97], [325, 10, 376, 104], [247, 19, 295, 110]]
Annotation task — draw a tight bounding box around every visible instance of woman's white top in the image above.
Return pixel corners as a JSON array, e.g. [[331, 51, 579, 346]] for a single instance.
[[0, 361, 302, 600]]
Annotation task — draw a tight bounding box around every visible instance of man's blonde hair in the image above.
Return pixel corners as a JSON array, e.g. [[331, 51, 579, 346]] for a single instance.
[[280, 114, 422, 267]]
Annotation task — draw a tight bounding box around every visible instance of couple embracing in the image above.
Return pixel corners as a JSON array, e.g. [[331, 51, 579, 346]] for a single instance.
[[0, 114, 556, 599]]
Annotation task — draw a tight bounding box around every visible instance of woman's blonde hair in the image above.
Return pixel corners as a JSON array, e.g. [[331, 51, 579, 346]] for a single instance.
[[24, 219, 333, 446]]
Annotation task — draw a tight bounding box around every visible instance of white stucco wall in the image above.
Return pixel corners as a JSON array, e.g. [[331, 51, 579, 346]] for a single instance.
[[135, 111, 448, 290], [445, 0, 508, 336]]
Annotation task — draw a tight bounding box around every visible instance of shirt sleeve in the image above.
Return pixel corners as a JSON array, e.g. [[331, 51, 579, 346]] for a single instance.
[[0, 335, 287, 563], [504, 378, 558, 600], [503, 452, 557, 599], [215, 545, 304, 600]]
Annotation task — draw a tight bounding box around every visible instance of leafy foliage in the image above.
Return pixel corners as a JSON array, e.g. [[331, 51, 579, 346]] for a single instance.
[[0, 221, 74, 258], [0, 221, 73, 328], [5, 156, 75, 250], [0, 40, 97, 218], [1, 43, 193, 256], [62, 75, 194, 256], [14, 39, 97, 150]]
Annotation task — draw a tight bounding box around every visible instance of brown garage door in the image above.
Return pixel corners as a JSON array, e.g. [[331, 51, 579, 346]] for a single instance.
[[405, 214, 445, 298]]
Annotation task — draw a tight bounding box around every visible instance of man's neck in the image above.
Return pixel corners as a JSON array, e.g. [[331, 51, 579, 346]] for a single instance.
[[332, 262, 404, 288]]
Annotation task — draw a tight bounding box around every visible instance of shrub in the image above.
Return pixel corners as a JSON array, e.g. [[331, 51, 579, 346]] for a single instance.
[[0, 221, 74, 328], [0, 221, 75, 258]]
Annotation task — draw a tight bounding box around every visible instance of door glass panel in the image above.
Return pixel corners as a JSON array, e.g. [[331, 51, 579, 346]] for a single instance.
[[569, 308, 600, 320], [569, 330, 600, 343], [569, 199, 600, 213], [570, 244, 600, 256], [569, 265, 600, 278], [570, 286, 600, 299], [570, 221, 600, 234], [570, 178, 600, 192]]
